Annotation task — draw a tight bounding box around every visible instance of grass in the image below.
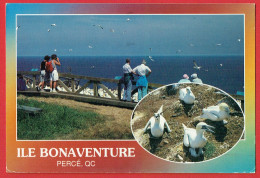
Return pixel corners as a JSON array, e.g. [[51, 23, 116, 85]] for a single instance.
[[17, 98, 106, 140], [204, 142, 216, 158]]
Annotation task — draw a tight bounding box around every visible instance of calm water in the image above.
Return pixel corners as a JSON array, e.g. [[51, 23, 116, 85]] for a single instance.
[[17, 55, 244, 94]]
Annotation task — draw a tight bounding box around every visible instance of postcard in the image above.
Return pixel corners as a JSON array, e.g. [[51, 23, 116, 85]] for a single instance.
[[5, 3, 255, 173]]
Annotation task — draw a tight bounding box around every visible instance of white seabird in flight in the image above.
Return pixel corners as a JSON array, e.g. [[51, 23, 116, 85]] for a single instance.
[[88, 45, 93, 49], [193, 60, 202, 70], [126, 18, 130, 22], [51, 24, 56, 27], [47, 29, 51, 32], [148, 56, 155, 62], [16, 26, 20, 30], [176, 49, 182, 54], [216, 43, 222, 46], [148, 48, 154, 61], [93, 24, 103, 29]]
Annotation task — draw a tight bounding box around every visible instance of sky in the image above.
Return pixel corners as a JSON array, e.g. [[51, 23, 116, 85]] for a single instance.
[[17, 15, 244, 56]]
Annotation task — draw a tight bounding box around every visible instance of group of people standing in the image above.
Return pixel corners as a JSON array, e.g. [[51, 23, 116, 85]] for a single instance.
[[38, 54, 61, 92], [122, 59, 152, 102], [121, 59, 204, 102]]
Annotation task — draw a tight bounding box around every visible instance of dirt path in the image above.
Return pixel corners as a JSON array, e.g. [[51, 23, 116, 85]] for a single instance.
[[18, 95, 134, 139]]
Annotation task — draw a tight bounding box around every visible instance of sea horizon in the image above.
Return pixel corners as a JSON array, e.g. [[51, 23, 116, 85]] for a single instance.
[[17, 55, 244, 94]]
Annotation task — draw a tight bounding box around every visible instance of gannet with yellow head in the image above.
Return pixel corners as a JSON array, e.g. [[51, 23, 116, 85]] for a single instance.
[[194, 103, 230, 124], [183, 122, 215, 157]]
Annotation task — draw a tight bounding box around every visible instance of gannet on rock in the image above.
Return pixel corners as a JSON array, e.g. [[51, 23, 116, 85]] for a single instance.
[[194, 103, 230, 124], [183, 122, 215, 157], [143, 105, 171, 138], [179, 87, 195, 104]]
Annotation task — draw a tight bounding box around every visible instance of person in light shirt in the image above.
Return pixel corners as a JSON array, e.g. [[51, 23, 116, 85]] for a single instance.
[[191, 73, 203, 84], [122, 59, 136, 101], [178, 74, 191, 83], [133, 59, 152, 101]]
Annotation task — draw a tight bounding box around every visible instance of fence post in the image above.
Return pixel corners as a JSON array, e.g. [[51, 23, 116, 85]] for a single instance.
[[118, 82, 121, 100], [32, 75, 37, 90], [93, 81, 98, 97], [71, 78, 75, 93]]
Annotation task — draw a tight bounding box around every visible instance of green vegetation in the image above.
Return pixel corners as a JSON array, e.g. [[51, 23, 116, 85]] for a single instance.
[[204, 142, 216, 158], [17, 98, 107, 140]]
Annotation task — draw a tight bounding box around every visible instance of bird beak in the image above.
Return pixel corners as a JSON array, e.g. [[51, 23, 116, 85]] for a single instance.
[[206, 125, 215, 133]]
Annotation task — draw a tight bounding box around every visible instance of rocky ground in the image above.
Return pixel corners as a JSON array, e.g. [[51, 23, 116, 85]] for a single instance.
[[131, 83, 244, 162]]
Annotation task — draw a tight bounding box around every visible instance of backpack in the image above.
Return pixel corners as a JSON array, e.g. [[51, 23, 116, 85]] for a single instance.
[[46, 61, 54, 73]]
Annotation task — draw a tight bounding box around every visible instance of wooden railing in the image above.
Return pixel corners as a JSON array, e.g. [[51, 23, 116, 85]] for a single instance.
[[17, 71, 163, 100], [17, 71, 244, 110]]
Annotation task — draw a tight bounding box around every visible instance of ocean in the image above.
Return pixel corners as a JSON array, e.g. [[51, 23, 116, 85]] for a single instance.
[[17, 55, 244, 94]]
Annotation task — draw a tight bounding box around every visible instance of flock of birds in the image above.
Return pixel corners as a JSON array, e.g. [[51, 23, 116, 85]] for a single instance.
[[17, 18, 132, 53], [16, 17, 241, 64], [143, 86, 233, 159], [193, 60, 224, 72]]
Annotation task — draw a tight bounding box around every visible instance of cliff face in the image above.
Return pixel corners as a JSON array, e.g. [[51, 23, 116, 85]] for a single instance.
[[131, 83, 244, 162]]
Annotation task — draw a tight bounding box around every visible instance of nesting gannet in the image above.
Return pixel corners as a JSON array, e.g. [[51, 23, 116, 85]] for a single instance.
[[193, 60, 201, 70], [183, 122, 215, 157], [194, 103, 230, 124], [126, 18, 131, 22], [110, 29, 115, 33], [220, 64, 223, 67], [143, 105, 171, 138], [179, 87, 195, 104]]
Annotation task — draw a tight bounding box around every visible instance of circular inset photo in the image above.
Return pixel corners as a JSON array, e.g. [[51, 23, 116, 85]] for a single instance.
[[131, 83, 244, 163]]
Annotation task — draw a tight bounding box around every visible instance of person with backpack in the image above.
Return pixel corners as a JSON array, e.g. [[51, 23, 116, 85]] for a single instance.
[[46, 54, 61, 92], [38, 55, 50, 92]]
